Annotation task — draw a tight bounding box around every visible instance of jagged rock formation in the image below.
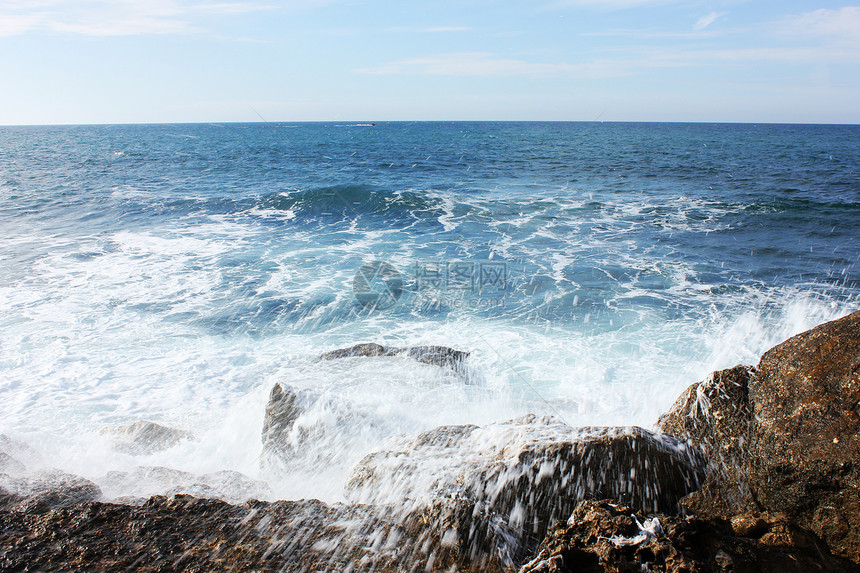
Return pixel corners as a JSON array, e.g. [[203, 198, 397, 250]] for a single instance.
[[518, 500, 857, 573], [0, 494, 516, 573], [657, 365, 757, 516], [260, 383, 385, 473], [261, 344, 471, 473], [657, 309, 860, 563]]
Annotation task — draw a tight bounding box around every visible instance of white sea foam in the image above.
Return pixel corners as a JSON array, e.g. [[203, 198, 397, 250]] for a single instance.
[[0, 182, 856, 506]]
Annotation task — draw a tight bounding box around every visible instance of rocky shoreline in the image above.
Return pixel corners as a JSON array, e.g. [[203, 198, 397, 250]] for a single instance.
[[2, 311, 859, 572]]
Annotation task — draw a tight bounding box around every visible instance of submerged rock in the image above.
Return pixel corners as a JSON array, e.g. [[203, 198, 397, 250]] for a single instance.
[[0, 453, 25, 475], [320, 342, 389, 359], [99, 466, 272, 504], [657, 310, 860, 563], [0, 470, 101, 513], [0, 434, 43, 475], [519, 500, 857, 573], [100, 420, 194, 455], [319, 342, 469, 371]]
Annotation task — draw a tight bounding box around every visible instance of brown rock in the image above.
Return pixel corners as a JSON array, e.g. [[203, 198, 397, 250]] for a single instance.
[[518, 499, 857, 573], [0, 470, 102, 513], [657, 310, 860, 563], [749, 310, 860, 562], [0, 495, 510, 572], [347, 416, 704, 564], [657, 364, 757, 516]]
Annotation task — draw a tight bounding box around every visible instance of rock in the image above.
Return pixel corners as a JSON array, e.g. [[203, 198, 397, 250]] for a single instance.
[[320, 342, 389, 359], [0, 495, 509, 572], [164, 482, 222, 499], [196, 470, 272, 503], [319, 343, 469, 371], [346, 415, 704, 563], [0, 434, 43, 474], [750, 310, 860, 563], [657, 364, 757, 516], [518, 500, 857, 573], [99, 466, 271, 504], [0, 453, 26, 475], [404, 345, 470, 370], [260, 383, 317, 467], [100, 466, 196, 499], [657, 310, 860, 563], [100, 421, 194, 455], [0, 470, 101, 513], [260, 383, 390, 475]]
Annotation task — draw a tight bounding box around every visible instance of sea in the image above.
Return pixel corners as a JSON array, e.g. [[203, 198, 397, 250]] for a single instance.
[[0, 121, 858, 502]]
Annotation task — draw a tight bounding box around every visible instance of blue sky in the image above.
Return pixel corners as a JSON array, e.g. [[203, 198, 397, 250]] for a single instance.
[[1, 1, 858, 124]]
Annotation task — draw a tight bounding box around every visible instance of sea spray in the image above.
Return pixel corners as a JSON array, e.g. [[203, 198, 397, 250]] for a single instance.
[[0, 122, 857, 506]]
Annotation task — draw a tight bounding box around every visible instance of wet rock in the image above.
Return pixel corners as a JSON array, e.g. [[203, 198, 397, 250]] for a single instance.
[[0, 453, 26, 475], [164, 482, 222, 499], [657, 310, 860, 563], [0, 434, 43, 474], [518, 499, 857, 573], [100, 465, 196, 499], [320, 342, 389, 359], [750, 309, 860, 563], [346, 415, 704, 562], [260, 383, 317, 464], [0, 495, 508, 572], [197, 470, 273, 502], [319, 343, 469, 371], [99, 466, 271, 504], [260, 383, 386, 474], [0, 470, 101, 513], [657, 364, 757, 516], [100, 420, 194, 455], [404, 345, 471, 370]]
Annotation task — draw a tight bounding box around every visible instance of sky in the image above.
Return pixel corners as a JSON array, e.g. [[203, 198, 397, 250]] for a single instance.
[[0, 1, 859, 124]]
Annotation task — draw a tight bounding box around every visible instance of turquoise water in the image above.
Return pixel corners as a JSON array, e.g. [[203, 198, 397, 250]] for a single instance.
[[0, 122, 857, 500]]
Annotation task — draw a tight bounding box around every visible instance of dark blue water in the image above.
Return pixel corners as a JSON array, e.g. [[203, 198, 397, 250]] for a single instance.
[[0, 122, 857, 498]]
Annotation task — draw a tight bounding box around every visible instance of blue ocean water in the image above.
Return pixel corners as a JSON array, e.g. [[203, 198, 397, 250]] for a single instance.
[[0, 122, 858, 500]]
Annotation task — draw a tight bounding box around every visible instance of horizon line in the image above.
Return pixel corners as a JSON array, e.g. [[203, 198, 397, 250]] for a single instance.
[[2, 119, 859, 128]]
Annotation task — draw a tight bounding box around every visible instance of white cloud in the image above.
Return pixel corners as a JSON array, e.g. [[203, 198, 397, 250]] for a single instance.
[[355, 39, 860, 82], [544, 0, 680, 9], [0, 0, 274, 37], [775, 6, 860, 47], [580, 28, 733, 40], [425, 26, 471, 33], [355, 52, 629, 78], [386, 25, 472, 34], [0, 12, 45, 36], [693, 11, 724, 31]]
